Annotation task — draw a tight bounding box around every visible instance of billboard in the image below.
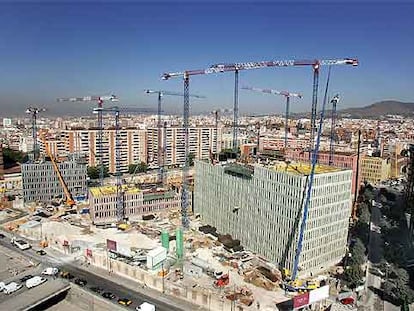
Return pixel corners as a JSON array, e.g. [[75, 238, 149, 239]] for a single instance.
[[106, 239, 117, 252], [293, 292, 309, 309], [309, 285, 330, 304]]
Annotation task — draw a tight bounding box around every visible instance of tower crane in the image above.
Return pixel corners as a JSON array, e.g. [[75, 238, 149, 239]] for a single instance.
[[162, 57, 358, 229], [211, 108, 232, 161], [328, 94, 340, 165], [25, 107, 46, 162], [57, 94, 118, 186], [144, 90, 205, 185], [242, 86, 303, 150], [292, 67, 332, 281], [93, 106, 157, 223]]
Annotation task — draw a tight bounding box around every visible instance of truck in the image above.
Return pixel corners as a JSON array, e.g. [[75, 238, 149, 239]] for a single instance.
[[26, 276, 47, 289], [136, 302, 156, 311], [2, 282, 23, 294], [11, 238, 31, 250]]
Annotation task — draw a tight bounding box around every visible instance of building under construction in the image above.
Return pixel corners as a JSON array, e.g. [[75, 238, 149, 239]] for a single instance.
[[89, 185, 183, 224], [21, 155, 87, 203], [194, 160, 352, 275]]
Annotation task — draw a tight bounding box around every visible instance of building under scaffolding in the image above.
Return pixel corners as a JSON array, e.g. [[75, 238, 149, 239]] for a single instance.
[[194, 160, 353, 275]]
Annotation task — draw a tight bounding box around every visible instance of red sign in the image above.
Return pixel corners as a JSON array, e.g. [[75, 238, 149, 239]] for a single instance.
[[63, 240, 69, 246], [293, 292, 310, 309], [106, 239, 117, 251], [86, 249, 92, 257]]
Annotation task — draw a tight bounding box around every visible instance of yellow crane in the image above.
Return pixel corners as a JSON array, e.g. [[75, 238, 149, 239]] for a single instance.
[[39, 130, 75, 207]]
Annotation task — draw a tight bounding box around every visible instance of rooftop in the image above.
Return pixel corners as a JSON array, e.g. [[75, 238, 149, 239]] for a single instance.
[[89, 185, 140, 197], [271, 161, 342, 175]]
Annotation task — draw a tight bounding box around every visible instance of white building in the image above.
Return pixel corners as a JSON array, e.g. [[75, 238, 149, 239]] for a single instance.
[[194, 160, 352, 275]]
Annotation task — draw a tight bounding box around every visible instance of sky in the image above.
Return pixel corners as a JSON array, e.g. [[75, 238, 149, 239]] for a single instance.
[[0, 1, 413, 117]]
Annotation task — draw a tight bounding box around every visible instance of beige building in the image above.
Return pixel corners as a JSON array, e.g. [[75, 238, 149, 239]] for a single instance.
[[147, 126, 221, 168], [89, 185, 181, 224], [360, 156, 391, 184], [52, 129, 147, 174]]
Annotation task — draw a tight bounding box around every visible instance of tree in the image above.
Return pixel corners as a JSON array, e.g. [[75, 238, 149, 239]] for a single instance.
[[128, 162, 148, 174], [342, 265, 364, 289], [87, 165, 109, 179], [2, 147, 28, 167], [349, 238, 366, 266]]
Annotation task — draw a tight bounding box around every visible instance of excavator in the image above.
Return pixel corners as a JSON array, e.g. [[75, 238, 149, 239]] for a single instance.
[[39, 130, 75, 207]]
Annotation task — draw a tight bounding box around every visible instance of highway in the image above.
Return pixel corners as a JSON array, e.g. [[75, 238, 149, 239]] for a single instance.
[[0, 235, 186, 311]]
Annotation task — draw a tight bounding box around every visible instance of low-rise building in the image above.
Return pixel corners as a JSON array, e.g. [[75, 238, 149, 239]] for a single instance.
[[360, 156, 391, 184], [89, 185, 182, 224], [21, 156, 87, 203]]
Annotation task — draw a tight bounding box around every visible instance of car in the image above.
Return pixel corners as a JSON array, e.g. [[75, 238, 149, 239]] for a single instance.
[[36, 249, 47, 256], [25, 276, 47, 289], [90, 286, 104, 294], [75, 278, 87, 286], [102, 292, 116, 300], [118, 298, 133, 306], [42, 267, 59, 276], [3, 282, 23, 294], [20, 274, 34, 282], [60, 271, 75, 279]]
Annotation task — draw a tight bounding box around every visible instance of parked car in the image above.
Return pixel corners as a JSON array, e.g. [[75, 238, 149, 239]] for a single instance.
[[102, 292, 116, 300], [90, 286, 104, 294], [26, 276, 47, 289], [3, 282, 23, 294], [75, 278, 87, 286], [42, 267, 59, 276], [20, 274, 34, 282], [11, 238, 31, 250], [136, 302, 156, 311], [36, 249, 47, 256], [118, 298, 133, 306]]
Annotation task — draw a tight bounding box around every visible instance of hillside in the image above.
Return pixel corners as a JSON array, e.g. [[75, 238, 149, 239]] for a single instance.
[[339, 100, 414, 118]]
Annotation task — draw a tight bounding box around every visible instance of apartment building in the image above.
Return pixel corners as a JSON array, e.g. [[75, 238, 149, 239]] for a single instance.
[[89, 185, 181, 224], [147, 126, 221, 167], [221, 133, 248, 150], [360, 156, 391, 184], [62, 128, 147, 173], [21, 156, 87, 203], [194, 160, 352, 275]]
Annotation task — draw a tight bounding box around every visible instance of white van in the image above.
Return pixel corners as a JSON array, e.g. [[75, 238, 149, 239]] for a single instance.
[[11, 238, 31, 250], [136, 302, 156, 311], [3, 282, 23, 294], [26, 276, 47, 289], [42, 267, 59, 276]]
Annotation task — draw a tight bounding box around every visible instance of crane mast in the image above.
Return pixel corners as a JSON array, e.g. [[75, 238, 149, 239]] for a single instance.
[[57, 94, 118, 186], [242, 86, 302, 150], [292, 67, 332, 280], [162, 57, 358, 230], [144, 89, 205, 186], [25, 107, 45, 162], [329, 94, 340, 165]]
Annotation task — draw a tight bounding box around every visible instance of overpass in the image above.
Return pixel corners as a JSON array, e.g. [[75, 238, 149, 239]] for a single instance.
[[0, 279, 70, 311]]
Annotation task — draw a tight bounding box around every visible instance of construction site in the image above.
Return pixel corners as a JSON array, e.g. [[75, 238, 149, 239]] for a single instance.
[[0, 57, 362, 310]]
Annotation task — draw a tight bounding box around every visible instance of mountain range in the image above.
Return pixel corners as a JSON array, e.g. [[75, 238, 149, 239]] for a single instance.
[[338, 100, 414, 118]]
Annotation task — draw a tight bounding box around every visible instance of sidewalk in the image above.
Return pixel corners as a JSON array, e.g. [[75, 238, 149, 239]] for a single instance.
[[45, 246, 206, 311]]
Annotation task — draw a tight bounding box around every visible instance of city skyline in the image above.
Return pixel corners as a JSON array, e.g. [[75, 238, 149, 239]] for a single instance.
[[0, 2, 413, 117]]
